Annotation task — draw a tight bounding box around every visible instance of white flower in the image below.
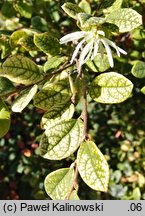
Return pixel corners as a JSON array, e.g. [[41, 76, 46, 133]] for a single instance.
[[60, 30, 127, 69]]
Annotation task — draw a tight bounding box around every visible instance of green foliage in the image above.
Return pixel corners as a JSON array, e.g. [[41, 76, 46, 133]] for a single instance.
[[0, 0, 144, 200], [77, 141, 109, 192], [0, 101, 11, 138]]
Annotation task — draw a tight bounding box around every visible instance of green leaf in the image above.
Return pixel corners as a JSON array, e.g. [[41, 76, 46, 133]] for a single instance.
[[18, 35, 37, 51], [34, 33, 60, 55], [89, 72, 133, 104], [31, 16, 49, 32], [77, 141, 109, 192], [78, 13, 105, 30], [106, 8, 142, 32], [9, 30, 27, 48], [86, 54, 110, 72], [12, 85, 38, 113], [103, 0, 123, 14], [62, 3, 82, 20], [13, 1, 33, 18], [0, 77, 15, 97], [44, 56, 68, 73], [0, 101, 11, 138], [141, 86, 145, 94], [39, 119, 83, 160], [33, 80, 71, 111], [131, 61, 145, 78], [0, 55, 42, 85], [69, 190, 80, 200], [44, 167, 74, 200], [79, 0, 91, 14], [41, 103, 75, 129]]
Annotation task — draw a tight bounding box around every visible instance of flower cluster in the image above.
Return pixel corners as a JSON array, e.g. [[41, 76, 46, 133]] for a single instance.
[[60, 30, 127, 69]]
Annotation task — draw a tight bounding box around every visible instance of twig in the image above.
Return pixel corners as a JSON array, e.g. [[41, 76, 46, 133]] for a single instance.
[[65, 162, 79, 200], [0, 62, 71, 99]]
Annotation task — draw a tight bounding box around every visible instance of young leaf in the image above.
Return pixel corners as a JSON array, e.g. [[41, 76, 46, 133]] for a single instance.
[[62, 3, 82, 20], [41, 103, 75, 129], [77, 141, 109, 192], [34, 33, 60, 55], [79, 0, 91, 14], [0, 77, 15, 97], [44, 56, 68, 73], [12, 85, 38, 113], [44, 167, 74, 200], [131, 61, 145, 78], [39, 119, 83, 160], [78, 13, 105, 29], [0, 55, 42, 85], [89, 72, 133, 103], [9, 30, 27, 48], [86, 54, 110, 72], [0, 101, 10, 138], [106, 8, 142, 32]]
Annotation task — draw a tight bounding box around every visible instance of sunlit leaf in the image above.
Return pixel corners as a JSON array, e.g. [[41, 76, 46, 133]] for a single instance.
[[44, 56, 68, 73], [34, 33, 60, 55], [89, 72, 133, 103], [12, 85, 38, 113], [41, 103, 75, 129], [131, 61, 145, 78], [69, 190, 80, 200], [34, 79, 71, 111], [0, 55, 42, 85], [39, 119, 83, 160], [106, 8, 142, 32], [86, 54, 110, 72], [77, 141, 109, 192], [44, 167, 74, 200], [0, 101, 10, 138], [79, 0, 91, 14]]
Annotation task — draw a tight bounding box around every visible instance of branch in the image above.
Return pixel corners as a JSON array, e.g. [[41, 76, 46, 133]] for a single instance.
[[0, 62, 71, 99], [65, 162, 79, 200]]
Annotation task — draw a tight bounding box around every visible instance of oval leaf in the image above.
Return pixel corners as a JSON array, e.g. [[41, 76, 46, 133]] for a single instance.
[[12, 85, 38, 113], [106, 8, 142, 32], [89, 72, 133, 104], [62, 3, 82, 20], [44, 56, 68, 73], [34, 80, 71, 111], [44, 167, 74, 200], [86, 54, 110, 72], [0, 77, 15, 97], [0, 101, 11, 138], [131, 61, 145, 78], [39, 119, 83, 160], [0, 55, 42, 85], [34, 33, 60, 55], [77, 141, 109, 192], [41, 103, 75, 129]]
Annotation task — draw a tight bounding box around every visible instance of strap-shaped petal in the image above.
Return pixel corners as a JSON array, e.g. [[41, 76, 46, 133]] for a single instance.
[[70, 38, 86, 64], [101, 39, 114, 68], [60, 31, 87, 44], [79, 40, 94, 67]]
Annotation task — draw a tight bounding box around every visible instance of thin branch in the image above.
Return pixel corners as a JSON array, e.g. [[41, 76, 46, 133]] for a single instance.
[[65, 162, 79, 200]]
